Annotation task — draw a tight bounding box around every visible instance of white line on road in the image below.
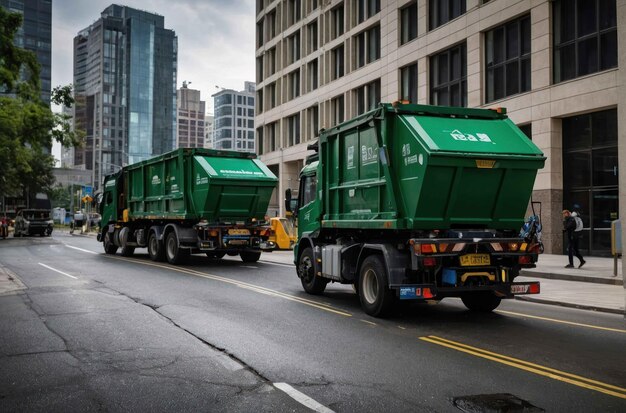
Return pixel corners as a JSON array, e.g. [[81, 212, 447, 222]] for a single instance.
[[273, 382, 335, 413], [65, 245, 98, 254], [38, 263, 78, 279]]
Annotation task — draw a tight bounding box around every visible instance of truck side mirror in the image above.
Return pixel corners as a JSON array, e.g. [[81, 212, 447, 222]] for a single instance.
[[285, 189, 292, 213]]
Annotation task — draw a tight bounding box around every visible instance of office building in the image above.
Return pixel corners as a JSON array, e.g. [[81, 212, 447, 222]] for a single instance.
[[254, 0, 625, 256], [73, 4, 177, 190], [176, 82, 206, 148], [204, 115, 215, 148], [0, 0, 52, 103], [212, 82, 256, 152]]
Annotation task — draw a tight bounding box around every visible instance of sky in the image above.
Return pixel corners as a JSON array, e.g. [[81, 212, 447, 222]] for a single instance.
[[51, 0, 256, 114]]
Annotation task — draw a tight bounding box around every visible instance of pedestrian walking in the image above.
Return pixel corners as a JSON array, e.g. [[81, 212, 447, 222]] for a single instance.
[[562, 209, 585, 268]]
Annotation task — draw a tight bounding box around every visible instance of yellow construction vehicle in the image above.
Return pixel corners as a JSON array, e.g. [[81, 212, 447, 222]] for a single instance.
[[269, 217, 296, 250]]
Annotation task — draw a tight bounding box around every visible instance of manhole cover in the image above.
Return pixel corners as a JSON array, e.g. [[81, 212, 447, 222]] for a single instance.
[[451, 393, 544, 413]]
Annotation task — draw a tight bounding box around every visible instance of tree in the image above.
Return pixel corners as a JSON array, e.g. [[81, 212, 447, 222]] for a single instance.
[[0, 6, 83, 200]]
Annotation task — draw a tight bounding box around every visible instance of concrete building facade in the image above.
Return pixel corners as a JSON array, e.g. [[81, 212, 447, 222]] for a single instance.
[[255, 0, 625, 256], [176, 82, 206, 148], [72, 5, 177, 190], [212, 82, 256, 152]]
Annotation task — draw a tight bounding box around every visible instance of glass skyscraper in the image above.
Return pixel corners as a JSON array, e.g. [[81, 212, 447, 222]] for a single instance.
[[0, 0, 52, 103], [73, 5, 177, 189]]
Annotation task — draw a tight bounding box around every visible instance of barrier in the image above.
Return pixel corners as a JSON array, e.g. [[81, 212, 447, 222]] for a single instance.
[[611, 219, 621, 277]]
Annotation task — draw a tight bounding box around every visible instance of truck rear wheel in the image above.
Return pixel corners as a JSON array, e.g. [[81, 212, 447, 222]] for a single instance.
[[165, 231, 189, 264], [358, 255, 395, 317], [103, 232, 118, 255], [120, 246, 135, 257], [299, 247, 327, 294], [461, 292, 502, 312], [148, 232, 165, 262], [240, 251, 261, 263]]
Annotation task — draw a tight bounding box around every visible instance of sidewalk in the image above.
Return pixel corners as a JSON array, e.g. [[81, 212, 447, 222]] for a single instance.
[[259, 251, 625, 315]]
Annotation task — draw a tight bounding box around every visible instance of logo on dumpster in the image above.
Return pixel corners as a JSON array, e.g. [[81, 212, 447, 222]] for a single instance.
[[450, 129, 493, 143]]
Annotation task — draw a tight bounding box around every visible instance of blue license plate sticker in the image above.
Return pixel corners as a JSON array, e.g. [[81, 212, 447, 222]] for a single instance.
[[399, 287, 422, 300]]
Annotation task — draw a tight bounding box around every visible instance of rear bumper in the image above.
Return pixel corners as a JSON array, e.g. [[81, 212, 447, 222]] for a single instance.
[[393, 281, 540, 300]]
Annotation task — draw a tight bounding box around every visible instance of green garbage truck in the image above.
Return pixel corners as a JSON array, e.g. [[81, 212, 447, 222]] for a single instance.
[[97, 148, 278, 264], [285, 102, 546, 317]]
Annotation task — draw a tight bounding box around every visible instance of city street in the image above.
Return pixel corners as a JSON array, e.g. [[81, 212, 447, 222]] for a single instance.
[[0, 233, 625, 412]]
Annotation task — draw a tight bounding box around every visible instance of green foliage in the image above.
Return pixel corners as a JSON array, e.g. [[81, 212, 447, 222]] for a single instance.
[[0, 6, 84, 199], [49, 184, 71, 209]]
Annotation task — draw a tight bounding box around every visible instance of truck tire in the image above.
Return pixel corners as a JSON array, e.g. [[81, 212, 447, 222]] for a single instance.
[[358, 255, 395, 317], [103, 232, 118, 255], [240, 251, 261, 263], [298, 247, 327, 294], [148, 232, 166, 262], [461, 292, 502, 312], [206, 251, 226, 259], [165, 231, 189, 264], [120, 246, 135, 257]]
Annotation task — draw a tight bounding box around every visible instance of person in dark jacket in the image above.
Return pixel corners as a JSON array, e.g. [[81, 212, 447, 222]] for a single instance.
[[562, 209, 585, 268]]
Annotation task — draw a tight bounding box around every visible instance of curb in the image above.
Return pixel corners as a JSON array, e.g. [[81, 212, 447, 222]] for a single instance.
[[515, 296, 624, 315], [520, 270, 623, 286]]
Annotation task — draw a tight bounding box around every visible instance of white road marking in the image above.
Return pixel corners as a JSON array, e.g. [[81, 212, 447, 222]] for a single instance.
[[38, 263, 78, 279], [259, 260, 294, 268], [65, 245, 98, 254], [273, 382, 335, 413], [241, 265, 258, 269]]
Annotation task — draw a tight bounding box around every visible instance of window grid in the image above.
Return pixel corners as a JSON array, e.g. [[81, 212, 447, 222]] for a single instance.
[[485, 15, 531, 103], [430, 43, 467, 107]]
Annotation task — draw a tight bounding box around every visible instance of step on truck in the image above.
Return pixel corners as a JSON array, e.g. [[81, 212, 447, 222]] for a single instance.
[[98, 148, 278, 264], [285, 102, 546, 317]]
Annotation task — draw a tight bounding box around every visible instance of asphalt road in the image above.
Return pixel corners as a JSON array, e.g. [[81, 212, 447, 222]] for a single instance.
[[0, 233, 624, 412]]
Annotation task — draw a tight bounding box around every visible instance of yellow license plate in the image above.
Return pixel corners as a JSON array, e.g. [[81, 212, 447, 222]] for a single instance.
[[228, 229, 250, 235], [460, 254, 491, 266]]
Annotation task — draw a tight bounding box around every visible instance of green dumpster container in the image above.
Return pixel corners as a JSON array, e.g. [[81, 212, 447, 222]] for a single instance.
[[126, 148, 277, 221], [320, 103, 546, 231]]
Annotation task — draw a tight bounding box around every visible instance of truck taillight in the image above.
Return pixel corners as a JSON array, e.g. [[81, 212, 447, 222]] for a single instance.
[[519, 255, 532, 264], [423, 257, 437, 267], [423, 288, 434, 299], [529, 284, 540, 294]]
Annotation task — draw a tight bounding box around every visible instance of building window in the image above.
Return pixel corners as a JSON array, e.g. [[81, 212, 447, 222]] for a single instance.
[[354, 79, 381, 115], [331, 94, 345, 125], [332, 4, 344, 39], [308, 59, 318, 92], [485, 15, 531, 103], [266, 9, 277, 41], [357, 0, 380, 24], [517, 123, 532, 140], [553, 0, 617, 83], [355, 25, 380, 68], [307, 21, 318, 54], [267, 47, 276, 75], [267, 122, 277, 151], [332, 45, 345, 80], [267, 82, 276, 109], [429, 0, 466, 30], [400, 1, 418, 45], [289, 0, 302, 26], [307, 105, 319, 140], [400, 63, 418, 103], [256, 56, 264, 82], [289, 69, 300, 100], [430, 43, 467, 107], [288, 31, 301, 64], [563, 109, 618, 256], [287, 113, 301, 146], [256, 18, 264, 48], [257, 88, 264, 113]]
